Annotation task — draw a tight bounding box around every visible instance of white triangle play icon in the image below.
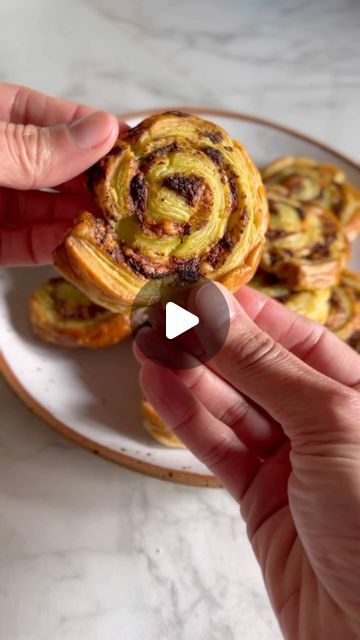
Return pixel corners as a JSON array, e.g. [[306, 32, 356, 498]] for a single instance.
[[165, 302, 199, 340]]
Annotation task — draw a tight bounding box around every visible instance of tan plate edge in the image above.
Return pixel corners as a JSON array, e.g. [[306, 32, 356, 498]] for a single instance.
[[0, 353, 220, 488], [1, 108, 359, 486], [120, 106, 360, 170]]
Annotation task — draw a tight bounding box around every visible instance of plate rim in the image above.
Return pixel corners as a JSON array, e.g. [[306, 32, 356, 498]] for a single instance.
[[121, 106, 360, 170], [1, 107, 359, 487], [0, 353, 220, 488]]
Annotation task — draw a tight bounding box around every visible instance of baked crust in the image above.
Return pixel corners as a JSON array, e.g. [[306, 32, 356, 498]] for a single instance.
[[262, 156, 360, 241], [261, 188, 349, 290], [249, 270, 332, 324], [29, 277, 145, 348], [325, 270, 360, 342], [53, 111, 268, 312]]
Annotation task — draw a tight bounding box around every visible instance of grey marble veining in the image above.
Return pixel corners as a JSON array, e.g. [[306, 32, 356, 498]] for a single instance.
[[1, 0, 359, 158], [0, 0, 359, 638], [0, 377, 279, 640]]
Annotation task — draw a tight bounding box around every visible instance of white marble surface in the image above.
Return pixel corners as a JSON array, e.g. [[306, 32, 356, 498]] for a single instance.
[[0, 0, 359, 638]]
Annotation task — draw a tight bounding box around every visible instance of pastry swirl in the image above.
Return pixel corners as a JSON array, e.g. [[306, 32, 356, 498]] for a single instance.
[[249, 270, 331, 324], [29, 277, 145, 348], [262, 156, 360, 240], [261, 188, 349, 290], [325, 270, 360, 342], [53, 111, 268, 312]]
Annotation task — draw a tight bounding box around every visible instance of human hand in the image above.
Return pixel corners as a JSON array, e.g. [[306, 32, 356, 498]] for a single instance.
[[135, 284, 360, 639], [0, 83, 124, 265]]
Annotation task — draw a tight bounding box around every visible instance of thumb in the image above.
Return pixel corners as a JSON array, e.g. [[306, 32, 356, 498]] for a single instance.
[[0, 111, 119, 189], [192, 283, 358, 441]]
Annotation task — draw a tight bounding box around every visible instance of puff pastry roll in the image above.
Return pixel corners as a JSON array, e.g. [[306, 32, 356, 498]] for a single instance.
[[53, 111, 268, 312], [325, 270, 360, 342], [262, 156, 360, 240], [261, 188, 349, 290], [249, 270, 331, 324], [29, 277, 145, 348], [141, 398, 184, 448]]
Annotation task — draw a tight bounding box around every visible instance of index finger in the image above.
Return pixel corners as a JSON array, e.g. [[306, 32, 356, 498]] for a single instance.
[[235, 286, 360, 390]]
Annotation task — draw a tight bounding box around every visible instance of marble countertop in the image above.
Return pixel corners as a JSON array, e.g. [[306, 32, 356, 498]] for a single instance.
[[0, 1, 359, 638]]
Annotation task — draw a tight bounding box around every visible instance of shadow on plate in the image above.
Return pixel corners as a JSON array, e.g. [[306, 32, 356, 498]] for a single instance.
[[4, 267, 154, 447]]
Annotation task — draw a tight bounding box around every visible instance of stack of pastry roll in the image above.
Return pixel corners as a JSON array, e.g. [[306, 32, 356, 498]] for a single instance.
[[254, 156, 360, 351]]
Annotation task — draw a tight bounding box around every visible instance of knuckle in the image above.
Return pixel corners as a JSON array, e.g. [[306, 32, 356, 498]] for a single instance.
[[300, 385, 360, 444], [328, 386, 360, 420], [186, 366, 207, 395], [229, 329, 281, 373], [200, 431, 235, 469], [292, 322, 325, 361], [4, 123, 51, 188], [171, 403, 201, 436], [219, 396, 249, 429]]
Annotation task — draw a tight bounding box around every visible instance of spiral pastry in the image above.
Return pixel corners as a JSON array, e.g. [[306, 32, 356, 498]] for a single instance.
[[53, 111, 268, 312], [261, 187, 349, 290], [262, 156, 360, 240], [142, 398, 184, 448], [29, 278, 145, 348], [249, 271, 331, 324], [325, 270, 360, 342]]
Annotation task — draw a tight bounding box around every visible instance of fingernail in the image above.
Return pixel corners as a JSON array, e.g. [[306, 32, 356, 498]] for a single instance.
[[68, 111, 116, 149], [194, 282, 239, 329]]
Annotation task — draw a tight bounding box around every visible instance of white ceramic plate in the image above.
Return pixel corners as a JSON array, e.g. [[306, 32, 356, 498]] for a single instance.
[[1, 109, 360, 486]]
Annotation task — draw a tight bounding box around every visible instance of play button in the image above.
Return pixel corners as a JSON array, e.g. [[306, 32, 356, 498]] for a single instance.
[[165, 302, 199, 339], [130, 277, 230, 370]]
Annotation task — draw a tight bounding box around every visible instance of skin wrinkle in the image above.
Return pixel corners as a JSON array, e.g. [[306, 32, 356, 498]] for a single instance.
[[249, 295, 274, 326], [197, 429, 239, 471], [292, 326, 328, 364], [182, 365, 253, 442], [226, 326, 283, 376], [215, 393, 250, 433], [5, 123, 46, 190], [250, 504, 293, 556], [277, 312, 325, 358], [170, 400, 204, 438], [7, 84, 21, 122], [244, 449, 291, 538]]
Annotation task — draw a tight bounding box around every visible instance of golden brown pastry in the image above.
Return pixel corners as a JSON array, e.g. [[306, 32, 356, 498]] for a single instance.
[[325, 270, 360, 342], [249, 270, 332, 324], [261, 188, 349, 290], [339, 269, 360, 295], [262, 156, 360, 240], [53, 111, 268, 312], [29, 277, 145, 348], [141, 398, 184, 448]]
